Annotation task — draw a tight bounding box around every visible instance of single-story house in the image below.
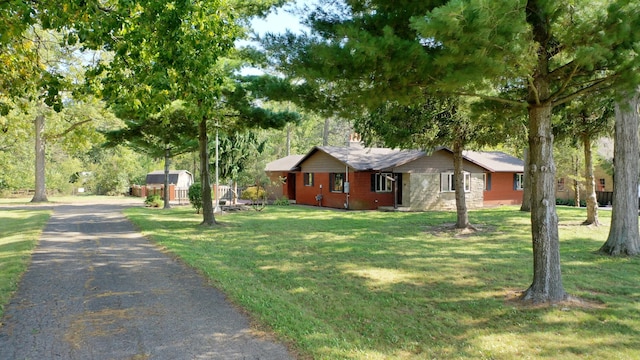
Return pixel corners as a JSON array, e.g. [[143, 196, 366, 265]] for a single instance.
[[267, 143, 525, 211], [265, 155, 305, 201]]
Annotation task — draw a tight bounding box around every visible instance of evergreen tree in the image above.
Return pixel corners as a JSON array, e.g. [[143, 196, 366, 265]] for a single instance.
[[264, 0, 640, 303]]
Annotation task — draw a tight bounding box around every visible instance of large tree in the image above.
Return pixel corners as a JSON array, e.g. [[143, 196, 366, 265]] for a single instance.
[[105, 101, 198, 209], [75, 0, 296, 225], [555, 96, 614, 225], [264, 0, 640, 303], [599, 90, 640, 256]]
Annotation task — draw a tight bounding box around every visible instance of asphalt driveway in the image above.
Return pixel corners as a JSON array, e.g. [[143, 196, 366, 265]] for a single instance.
[[0, 201, 294, 359]]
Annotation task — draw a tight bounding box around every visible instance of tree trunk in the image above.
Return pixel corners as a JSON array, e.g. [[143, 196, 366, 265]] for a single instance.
[[600, 92, 640, 256], [583, 134, 599, 225], [453, 141, 470, 229], [163, 146, 171, 209], [573, 155, 580, 207], [286, 124, 291, 156], [521, 0, 567, 303], [520, 147, 531, 211], [323, 118, 330, 146], [199, 117, 216, 226], [31, 114, 48, 203], [521, 103, 567, 303]]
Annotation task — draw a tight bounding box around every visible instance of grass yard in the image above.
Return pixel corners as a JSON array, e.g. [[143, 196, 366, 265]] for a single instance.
[[124, 205, 640, 360], [0, 209, 51, 318]]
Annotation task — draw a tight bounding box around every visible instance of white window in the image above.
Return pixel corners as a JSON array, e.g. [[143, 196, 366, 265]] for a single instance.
[[441, 172, 471, 192], [374, 173, 394, 192], [515, 173, 524, 190]]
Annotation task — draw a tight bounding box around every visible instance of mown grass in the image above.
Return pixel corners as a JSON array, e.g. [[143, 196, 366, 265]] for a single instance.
[[0, 209, 51, 317], [124, 205, 640, 359]]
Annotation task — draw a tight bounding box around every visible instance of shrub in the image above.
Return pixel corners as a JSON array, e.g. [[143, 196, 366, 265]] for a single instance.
[[188, 183, 203, 214], [144, 194, 163, 208], [240, 186, 267, 202], [273, 197, 290, 206]]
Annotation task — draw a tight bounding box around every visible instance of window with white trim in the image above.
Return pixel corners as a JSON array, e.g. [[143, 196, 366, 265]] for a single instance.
[[440, 172, 471, 192], [373, 173, 393, 192], [514, 173, 524, 190]]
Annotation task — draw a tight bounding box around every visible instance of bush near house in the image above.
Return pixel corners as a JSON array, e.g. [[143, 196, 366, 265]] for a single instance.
[[188, 183, 203, 214], [144, 194, 163, 208]]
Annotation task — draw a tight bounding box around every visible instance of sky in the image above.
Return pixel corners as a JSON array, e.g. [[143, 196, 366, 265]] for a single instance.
[[240, 1, 313, 74]]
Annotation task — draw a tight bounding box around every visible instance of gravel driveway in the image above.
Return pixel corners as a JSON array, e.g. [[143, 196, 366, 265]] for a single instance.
[[0, 201, 294, 360]]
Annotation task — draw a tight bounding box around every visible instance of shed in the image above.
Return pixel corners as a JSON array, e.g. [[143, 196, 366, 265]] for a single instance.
[[145, 170, 194, 188]]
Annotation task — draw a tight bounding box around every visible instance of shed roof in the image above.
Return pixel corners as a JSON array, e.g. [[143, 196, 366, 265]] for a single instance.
[[145, 170, 192, 185]]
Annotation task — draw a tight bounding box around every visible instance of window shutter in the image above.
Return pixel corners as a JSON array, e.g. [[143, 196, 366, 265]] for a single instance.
[[487, 173, 492, 191], [440, 173, 447, 192], [371, 174, 376, 192], [513, 173, 518, 190]]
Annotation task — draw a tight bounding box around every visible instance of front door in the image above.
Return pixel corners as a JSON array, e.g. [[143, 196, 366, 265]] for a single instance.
[[395, 173, 403, 206], [287, 172, 296, 201]]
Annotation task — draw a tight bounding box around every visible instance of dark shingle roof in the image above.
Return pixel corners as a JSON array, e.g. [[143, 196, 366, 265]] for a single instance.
[[271, 145, 524, 173], [265, 155, 305, 172], [462, 151, 524, 172]]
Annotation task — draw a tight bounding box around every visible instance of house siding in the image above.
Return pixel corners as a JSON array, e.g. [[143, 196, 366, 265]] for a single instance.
[[406, 173, 484, 211], [394, 150, 485, 174], [484, 172, 523, 206], [295, 171, 395, 210]]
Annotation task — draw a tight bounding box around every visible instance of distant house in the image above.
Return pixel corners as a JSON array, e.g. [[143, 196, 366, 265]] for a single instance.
[[145, 170, 194, 188], [267, 143, 524, 211], [555, 137, 614, 205]]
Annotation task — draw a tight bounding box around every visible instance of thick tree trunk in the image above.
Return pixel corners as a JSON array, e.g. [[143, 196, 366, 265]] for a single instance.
[[199, 117, 216, 226], [31, 114, 48, 203], [452, 141, 470, 229], [163, 146, 171, 210], [521, 104, 567, 303], [583, 135, 599, 225], [520, 148, 531, 211], [521, 0, 567, 303], [600, 92, 640, 256]]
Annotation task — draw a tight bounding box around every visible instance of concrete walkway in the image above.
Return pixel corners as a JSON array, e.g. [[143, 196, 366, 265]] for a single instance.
[[0, 201, 294, 359]]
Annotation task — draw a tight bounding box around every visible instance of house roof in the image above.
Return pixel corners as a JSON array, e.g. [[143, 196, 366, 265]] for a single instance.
[[293, 145, 426, 171], [265, 155, 305, 172], [145, 170, 192, 185], [272, 144, 524, 173], [462, 151, 524, 172]]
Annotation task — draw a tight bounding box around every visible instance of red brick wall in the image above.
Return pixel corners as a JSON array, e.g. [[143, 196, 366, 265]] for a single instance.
[[484, 172, 523, 206], [295, 171, 396, 210]]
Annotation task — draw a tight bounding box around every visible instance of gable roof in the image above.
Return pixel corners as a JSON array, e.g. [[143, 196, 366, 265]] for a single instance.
[[271, 145, 524, 173], [265, 155, 305, 172], [293, 145, 426, 171], [462, 151, 524, 172], [145, 170, 192, 185]]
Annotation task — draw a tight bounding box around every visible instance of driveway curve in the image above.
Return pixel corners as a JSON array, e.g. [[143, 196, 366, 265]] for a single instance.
[[0, 201, 294, 360]]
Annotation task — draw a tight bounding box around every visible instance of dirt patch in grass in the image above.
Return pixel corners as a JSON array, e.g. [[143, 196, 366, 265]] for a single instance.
[[423, 223, 495, 238], [503, 289, 607, 310]]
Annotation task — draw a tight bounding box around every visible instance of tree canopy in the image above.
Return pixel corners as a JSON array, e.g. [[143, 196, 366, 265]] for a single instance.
[[263, 0, 640, 303]]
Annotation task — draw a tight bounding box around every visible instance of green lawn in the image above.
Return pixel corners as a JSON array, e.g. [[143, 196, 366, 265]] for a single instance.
[[125, 205, 639, 359], [0, 209, 51, 318]]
